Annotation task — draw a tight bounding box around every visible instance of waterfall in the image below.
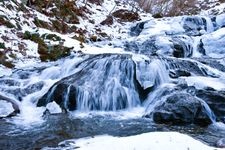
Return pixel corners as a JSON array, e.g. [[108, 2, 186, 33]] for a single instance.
[[204, 16, 214, 33], [0, 12, 224, 130], [192, 36, 203, 57], [143, 84, 175, 116], [135, 58, 169, 89], [149, 59, 169, 85], [199, 98, 216, 123]]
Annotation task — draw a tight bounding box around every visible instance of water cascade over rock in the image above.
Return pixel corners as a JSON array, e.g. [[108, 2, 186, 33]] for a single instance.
[[1, 1, 225, 149], [37, 54, 169, 111], [0, 12, 225, 133]]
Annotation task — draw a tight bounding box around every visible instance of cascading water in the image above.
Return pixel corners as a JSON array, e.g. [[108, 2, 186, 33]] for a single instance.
[[199, 98, 217, 123], [1, 10, 225, 150], [34, 53, 174, 114]]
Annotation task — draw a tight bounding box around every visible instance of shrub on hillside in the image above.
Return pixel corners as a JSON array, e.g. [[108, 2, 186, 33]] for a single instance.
[[112, 9, 140, 22], [138, 0, 199, 17]]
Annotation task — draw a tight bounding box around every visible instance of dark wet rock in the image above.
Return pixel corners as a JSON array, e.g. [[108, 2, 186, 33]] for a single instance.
[[0, 94, 20, 118], [165, 58, 210, 76], [124, 34, 195, 58], [130, 21, 146, 36], [169, 70, 191, 78], [151, 93, 212, 126], [172, 35, 193, 58], [197, 39, 206, 55], [0, 81, 45, 101], [196, 89, 225, 121], [197, 58, 225, 72], [11, 67, 45, 79], [124, 41, 140, 53], [216, 138, 225, 148]]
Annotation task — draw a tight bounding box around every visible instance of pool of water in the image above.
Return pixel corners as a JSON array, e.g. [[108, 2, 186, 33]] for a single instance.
[[1, 113, 225, 150]]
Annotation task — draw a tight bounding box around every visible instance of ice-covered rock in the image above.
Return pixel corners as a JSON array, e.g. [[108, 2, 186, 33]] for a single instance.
[[0, 100, 15, 118], [201, 28, 225, 58], [46, 101, 62, 114]]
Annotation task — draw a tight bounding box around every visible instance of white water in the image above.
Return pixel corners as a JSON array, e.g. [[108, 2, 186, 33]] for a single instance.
[[192, 36, 203, 57], [0, 13, 224, 129], [143, 83, 175, 115], [0, 52, 224, 127], [0, 100, 14, 117], [204, 16, 214, 33], [135, 59, 169, 89]]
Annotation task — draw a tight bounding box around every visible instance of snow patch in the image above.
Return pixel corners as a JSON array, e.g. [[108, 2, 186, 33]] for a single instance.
[[183, 76, 225, 90], [47, 132, 223, 150], [0, 100, 14, 117], [46, 101, 62, 114]]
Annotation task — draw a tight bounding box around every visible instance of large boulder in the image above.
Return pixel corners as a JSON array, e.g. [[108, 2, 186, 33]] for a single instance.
[[195, 89, 225, 122], [37, 54, 170, 111], [130, 21, 146, 36], [151, 93, 213, 126], [37, 54, 143, 111]]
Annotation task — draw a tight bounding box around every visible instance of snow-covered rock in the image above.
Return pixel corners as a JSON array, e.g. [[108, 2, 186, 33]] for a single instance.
[[47, 132, 224, 150], [46, 101, 62, 114], [0, 100, 15, 117]]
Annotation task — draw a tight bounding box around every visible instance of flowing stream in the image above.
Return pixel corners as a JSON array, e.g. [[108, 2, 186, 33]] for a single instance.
[[1, 14, 225, 150]]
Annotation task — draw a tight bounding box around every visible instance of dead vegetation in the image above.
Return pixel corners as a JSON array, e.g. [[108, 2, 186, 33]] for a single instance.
[[138, 0, 199, 17]]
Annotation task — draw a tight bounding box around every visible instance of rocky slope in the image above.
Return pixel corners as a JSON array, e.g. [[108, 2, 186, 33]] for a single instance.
[[0, 0, 224, 69]]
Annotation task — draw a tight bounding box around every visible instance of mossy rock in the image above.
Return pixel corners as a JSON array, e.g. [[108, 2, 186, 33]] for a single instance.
[[39, 45, 73, 62], [41, 33, 62, 41], [23, 31, 32, 39], [0, 16, 15, 28], [23, 31, 41, 42], [33, 17, 52, 30], [51, 19, 69, 33], [0, 51, 15, 68], [0, 43, 6, 49], [23, 31, 72, 61], [18, 3, 29, 12], [28, 0, 81, 33]]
